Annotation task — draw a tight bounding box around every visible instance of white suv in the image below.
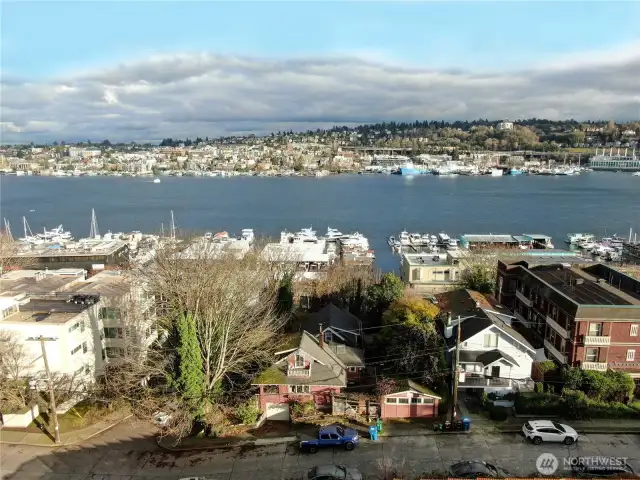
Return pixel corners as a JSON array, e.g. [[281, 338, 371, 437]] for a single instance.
[[522, 420, 579, 445]]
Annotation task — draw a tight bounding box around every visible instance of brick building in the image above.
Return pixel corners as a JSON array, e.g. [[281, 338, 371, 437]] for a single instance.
[[496, 260, 640, 386]]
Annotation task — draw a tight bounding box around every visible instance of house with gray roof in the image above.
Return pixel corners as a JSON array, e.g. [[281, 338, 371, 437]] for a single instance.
[[438, 289, 535, 393], [252, 330, 347, 420]]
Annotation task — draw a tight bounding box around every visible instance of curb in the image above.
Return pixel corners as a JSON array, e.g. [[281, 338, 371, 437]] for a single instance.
[[495, 427, 640, 434], [157, 435, 298, 452], [0, 414, 133, 448]]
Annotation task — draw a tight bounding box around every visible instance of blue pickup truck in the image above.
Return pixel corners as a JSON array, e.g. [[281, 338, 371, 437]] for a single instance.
[[299, 424, 360, 453]]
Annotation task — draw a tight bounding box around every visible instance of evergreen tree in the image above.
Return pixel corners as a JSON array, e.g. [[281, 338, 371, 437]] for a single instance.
[[174, 313, 205, 416]]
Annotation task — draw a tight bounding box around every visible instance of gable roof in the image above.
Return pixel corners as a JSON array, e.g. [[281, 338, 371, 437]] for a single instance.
[[385, 379, 441, 398], [300, 303, 361, 336], [440, 289, 533, 353], [459, 349, 520, 367]]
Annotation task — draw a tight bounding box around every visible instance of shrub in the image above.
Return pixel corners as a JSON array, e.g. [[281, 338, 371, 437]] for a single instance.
[[290, 400, 314, 418], [536, 360, 557, 375], [534, 382, 544, 393], [488, 405, 509, 421], [514, 392, 562, 415], [234, 400, 260, 425]]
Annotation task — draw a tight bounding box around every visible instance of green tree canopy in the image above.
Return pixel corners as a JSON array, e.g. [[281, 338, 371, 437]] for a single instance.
[[174, 313, 205, 416], [382, 297, 440, 334], [366, 272, 405, 318]]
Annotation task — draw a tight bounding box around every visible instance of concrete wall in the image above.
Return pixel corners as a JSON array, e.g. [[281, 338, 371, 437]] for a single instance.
[[2, 404, 39, 428]]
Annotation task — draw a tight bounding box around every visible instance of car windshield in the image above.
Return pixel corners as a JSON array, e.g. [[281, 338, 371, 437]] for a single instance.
[[524, 422, 532, 431], [552, 422, 566, 432], [336, 426, 344, 436]]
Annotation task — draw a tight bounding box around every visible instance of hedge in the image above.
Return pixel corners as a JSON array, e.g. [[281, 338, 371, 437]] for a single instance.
[[515, 390, 640, 420]]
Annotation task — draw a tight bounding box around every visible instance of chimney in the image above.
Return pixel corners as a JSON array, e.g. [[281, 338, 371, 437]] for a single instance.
[[319, 323, 324, 349]]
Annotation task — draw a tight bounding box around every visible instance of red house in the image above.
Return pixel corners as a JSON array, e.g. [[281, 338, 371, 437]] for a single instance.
[[380, 379, 441, 419], [252, 331, 346, 421]]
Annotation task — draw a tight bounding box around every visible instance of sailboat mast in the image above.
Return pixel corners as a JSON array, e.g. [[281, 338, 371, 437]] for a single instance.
[[3, 218, 13, 241], [89, 209, 100, 238], [170, 210, 176, 240]]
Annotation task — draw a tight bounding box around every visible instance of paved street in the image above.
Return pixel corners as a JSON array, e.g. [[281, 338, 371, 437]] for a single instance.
[[2, 422, 640, 480]]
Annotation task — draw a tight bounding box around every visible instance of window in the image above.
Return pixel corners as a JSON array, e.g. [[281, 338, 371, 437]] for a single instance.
[[82, 342, 88, 354], [106, 347, 124, 358], [290, 385, 310, 394], [422, 397, 435, 405], [324, 331, 333, 343], [101, 348, 106, 360], [320, 433, 330, 440], [385, 398, 398, 404], [329, 433, 339, 440], [99, 307, 121, 320], [411, 397, 421, 404], [294, 354, 304, 368], [398, 398, 409, 404], [336, 345, 346, 354], [627, 350, 636, 361], [68, 322, 80, 333], [550, 305, 557, 319], [508, 280, 516, 293], [348, 367, 357, 373], [125, 326, 132, 337], [588, 323, 603, 336], [631, 324, 639, 337], [70, 345, 82, 355], [80, 321, 85, 333], [103, 327, 123, 339], [586, 348, 599, 362], [483, 333, 498, 348]]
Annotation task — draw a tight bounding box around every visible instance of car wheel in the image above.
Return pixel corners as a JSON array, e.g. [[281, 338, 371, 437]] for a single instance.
[[564, 437, 575, 445], [308, 446, 318, 454], [533, 436, 542, 445], [344, 442, 354, 451]]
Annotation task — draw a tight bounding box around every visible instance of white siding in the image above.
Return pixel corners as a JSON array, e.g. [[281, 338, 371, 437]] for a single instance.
[[461, 325, 534, 380]]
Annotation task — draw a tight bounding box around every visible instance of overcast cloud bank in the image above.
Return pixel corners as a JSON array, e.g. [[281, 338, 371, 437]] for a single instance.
[[2, 47, 640, 143]]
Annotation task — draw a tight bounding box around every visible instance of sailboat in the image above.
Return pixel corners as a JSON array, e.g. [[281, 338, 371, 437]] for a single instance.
[[153, 178, 161, 183], [89, 209, 100, 239], [20, 217, 43, 244]]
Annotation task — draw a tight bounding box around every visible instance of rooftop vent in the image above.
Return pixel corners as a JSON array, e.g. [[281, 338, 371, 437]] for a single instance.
[[575, 279, 584, 285]]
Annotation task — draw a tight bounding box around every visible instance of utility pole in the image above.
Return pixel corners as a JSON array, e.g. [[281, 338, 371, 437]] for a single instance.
[[27, 336, 61, 444], [451, 315, 462, 424]]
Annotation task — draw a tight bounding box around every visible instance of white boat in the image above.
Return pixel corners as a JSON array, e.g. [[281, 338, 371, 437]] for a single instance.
[[633, 172, 640, 177], [387, 236, 401, 248], [421, 234, 431, 244], [153, 178, 161, 184], [490, 169, 504, 177], [447, 239, 459, 250], [579, 241, 596, 250], [409, 233, 422, 244], [566, 233, 595, 244], [429, 235, 438, 245], [399, 231, 411, 245], [326, 227, 343, 240], [438, 232, 451, 244], [241, 229, 255, 244], [296, 227, 317, 242], [340, 232, 369, 250], [204, 232, 213, 240], [37, 224, 73, 242]]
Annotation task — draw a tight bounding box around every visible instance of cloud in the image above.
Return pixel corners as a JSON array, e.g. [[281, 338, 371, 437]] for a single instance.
[[2, 47, 640, 143]]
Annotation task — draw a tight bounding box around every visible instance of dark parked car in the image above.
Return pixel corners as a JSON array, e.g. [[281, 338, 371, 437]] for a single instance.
[[450, 460, 510, 478], [305, 465, 363, 480], [572, 458, 636, 478]]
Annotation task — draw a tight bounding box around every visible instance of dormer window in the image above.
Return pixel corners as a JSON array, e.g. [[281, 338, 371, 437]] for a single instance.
[[324, 330, 333, 343], [295, 353, 304, 368]]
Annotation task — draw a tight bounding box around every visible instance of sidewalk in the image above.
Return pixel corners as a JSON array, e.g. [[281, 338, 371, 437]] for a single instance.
[[0, 415, 131, 447]]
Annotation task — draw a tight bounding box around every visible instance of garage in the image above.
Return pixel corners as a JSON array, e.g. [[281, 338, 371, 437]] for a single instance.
[[265, 402, 290, 421]]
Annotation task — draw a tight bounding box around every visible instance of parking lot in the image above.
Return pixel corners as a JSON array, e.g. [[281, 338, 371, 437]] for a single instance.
[[2, 426, 640, 480]]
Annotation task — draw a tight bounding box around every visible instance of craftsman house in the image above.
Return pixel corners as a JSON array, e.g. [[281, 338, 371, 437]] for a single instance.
[[438, 289, 536, 393], [252, 330, 346, 421], [380, 379, 441, 419], [296, 303, 366, 380]]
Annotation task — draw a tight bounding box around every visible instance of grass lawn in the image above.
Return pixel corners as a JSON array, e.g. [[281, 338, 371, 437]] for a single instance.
[[28, 401, 130, 433]]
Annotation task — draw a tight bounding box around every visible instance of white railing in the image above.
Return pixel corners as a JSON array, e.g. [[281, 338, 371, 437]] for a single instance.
[[516, 291, 532, 307], [584, 335, 611, 346], [546, 317, 569, 339], [582, 362, 608, 372], [287, 367, 311, 377], [544, 340, 567, 364]]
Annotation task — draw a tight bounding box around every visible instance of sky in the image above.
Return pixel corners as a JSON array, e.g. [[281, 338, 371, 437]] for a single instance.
[[2, 1, 640, 143]]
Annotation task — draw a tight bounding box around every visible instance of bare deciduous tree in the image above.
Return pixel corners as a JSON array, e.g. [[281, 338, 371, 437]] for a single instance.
[[0, 331, 34, 412], [143, 244, 287, 393]]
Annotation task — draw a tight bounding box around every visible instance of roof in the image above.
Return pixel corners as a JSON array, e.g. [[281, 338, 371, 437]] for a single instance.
[[300, 304, 361, 336], [327, 343, 365, 367], [530, 266, 640, 306], [0, 275, 83, 296], [385, 379, 441, 398], [253, 330, 346, 386], [459, 349, 520, 367], [460, 234, 519, 244], [66, 272, 131, 297], [403, 253, 449, 267], [1, 299, 89, 325], [440, 289, 533, 352]]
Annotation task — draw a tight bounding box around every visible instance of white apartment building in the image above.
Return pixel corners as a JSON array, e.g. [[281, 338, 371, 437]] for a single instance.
[[0, 269, 157, 385], [497, 120, 514, 131]]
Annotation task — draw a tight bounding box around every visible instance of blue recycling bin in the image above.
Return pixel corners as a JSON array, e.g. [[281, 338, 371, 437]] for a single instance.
[[462, 416, 471, 432], [368, 425, 378, 441]]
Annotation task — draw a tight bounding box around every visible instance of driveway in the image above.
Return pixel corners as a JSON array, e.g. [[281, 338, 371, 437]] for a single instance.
[[2, 422, 640, 480]]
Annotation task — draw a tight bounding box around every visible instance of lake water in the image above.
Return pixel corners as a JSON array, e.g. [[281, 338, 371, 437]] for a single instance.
[[1, 173, 638, 272]]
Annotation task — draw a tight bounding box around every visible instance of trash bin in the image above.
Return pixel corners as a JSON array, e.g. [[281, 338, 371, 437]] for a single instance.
[[376, 419, 383, 433], [368, 425, 378, 441], [462, 416, 471, 432]]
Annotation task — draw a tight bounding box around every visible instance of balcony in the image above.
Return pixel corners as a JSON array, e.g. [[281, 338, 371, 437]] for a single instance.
[[287, 367, 311, 377], [544, 339, 567, 364], [458, 373, 512, 388], [546, 317, 569, 339], [516, 291, 532, 307], [582, 362, 608, 372], [584, 335, 611, 346]]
